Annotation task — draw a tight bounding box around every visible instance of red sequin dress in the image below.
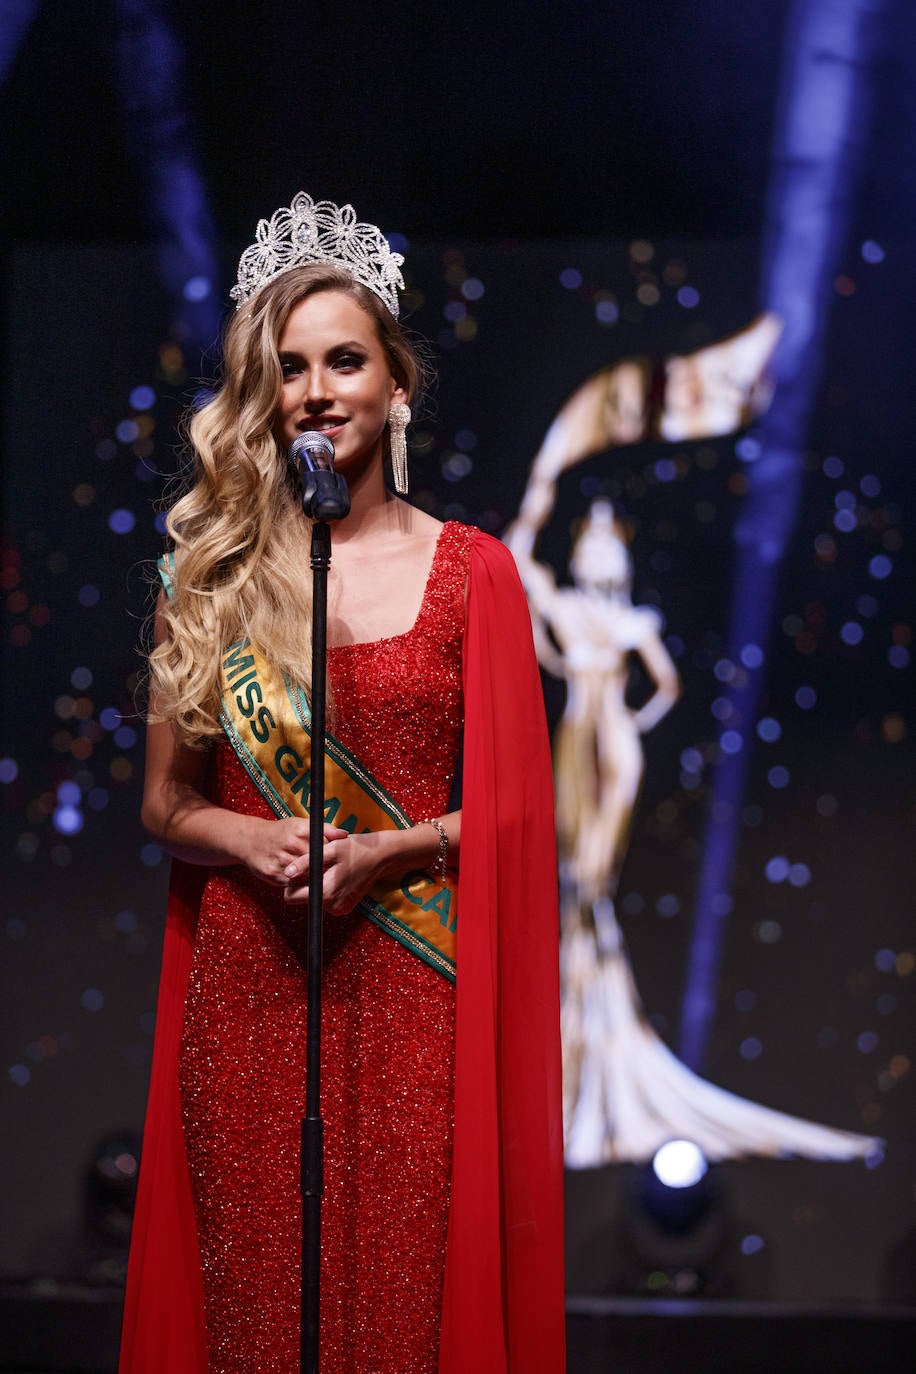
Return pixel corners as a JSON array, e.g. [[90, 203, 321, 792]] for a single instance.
[[178, 522, 475, 1373]]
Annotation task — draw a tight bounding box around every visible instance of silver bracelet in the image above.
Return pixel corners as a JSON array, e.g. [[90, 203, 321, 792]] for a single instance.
[[423, 818, 449, 881]]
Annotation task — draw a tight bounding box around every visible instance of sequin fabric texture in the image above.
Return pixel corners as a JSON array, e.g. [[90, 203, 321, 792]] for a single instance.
[[178, 523, 476, 1373]]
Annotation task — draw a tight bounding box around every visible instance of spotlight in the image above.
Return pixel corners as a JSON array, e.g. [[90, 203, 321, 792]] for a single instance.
[[612, 1143, 733, 1297], [651, 1139, 708, 1190], [641, 1139, 713, 1235]]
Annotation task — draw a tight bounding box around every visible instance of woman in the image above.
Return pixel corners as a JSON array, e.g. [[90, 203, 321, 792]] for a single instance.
[[119, 194, 565, 1374], [504, 446, 878, 1175], [507, 498, 680, 912]]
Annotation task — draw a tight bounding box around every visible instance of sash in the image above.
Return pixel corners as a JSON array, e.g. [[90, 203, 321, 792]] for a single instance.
[[218, 638, 458, 981]]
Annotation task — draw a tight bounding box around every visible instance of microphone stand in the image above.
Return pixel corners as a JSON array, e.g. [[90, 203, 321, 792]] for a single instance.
[[299, 462, 350, 1374]]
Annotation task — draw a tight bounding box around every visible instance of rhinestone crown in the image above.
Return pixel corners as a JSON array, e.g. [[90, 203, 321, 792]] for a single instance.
[[230, 192, 405, 318]]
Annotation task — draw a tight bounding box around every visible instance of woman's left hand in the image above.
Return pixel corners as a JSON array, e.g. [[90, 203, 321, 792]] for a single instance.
[[282, 831, 386, 916]]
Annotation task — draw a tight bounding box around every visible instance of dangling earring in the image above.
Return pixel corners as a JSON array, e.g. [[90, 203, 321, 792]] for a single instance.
[[388, 401, 411, 495]]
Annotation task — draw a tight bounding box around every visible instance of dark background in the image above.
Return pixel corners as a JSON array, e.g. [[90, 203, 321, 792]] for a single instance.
[[2, 0, 914, 1316]]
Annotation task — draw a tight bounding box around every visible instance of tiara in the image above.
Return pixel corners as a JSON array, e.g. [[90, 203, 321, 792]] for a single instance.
[[230, 192, 406, 318]]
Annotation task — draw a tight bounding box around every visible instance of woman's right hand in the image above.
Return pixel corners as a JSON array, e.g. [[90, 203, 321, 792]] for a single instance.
[[142, 711, 349, 878], [238, 817, 349, 886]]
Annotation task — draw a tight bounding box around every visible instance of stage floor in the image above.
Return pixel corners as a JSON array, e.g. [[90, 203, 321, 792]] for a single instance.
[[2, 1283, 914, 1373]]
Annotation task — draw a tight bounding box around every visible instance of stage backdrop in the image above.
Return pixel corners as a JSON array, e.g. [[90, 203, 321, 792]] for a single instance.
[[2, 236, 914, 1304]]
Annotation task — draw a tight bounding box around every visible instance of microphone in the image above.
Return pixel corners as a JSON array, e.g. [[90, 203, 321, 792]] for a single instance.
[[288, 431, 350, 521], [289, 430, 336, 473]]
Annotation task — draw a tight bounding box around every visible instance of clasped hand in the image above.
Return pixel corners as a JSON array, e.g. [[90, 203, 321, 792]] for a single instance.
[[244, 816, 381, 916]]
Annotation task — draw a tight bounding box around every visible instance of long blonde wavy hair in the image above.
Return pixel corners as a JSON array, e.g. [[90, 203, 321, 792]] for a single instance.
[[149, 263, 425, 744]]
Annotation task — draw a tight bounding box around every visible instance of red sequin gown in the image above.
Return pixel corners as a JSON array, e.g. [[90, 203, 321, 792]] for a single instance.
[[178, 522, 475, 1373]]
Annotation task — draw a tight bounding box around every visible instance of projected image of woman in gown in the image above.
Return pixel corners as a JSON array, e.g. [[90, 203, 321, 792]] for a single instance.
[[505, 319, 878, 1169], [118, 194, 565, 1374]]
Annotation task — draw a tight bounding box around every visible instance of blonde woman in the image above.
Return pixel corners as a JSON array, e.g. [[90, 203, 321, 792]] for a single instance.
[[119, 195, 565, 1374]]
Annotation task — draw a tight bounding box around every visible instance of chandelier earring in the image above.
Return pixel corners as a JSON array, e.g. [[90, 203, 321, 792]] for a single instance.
[[388, 401, 411, 495]]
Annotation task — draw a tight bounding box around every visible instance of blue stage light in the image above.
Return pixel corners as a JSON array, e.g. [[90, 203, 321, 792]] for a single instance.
[[113, 0, 220, 357], [0, 0, 38, 86], [679, 0, 885, 1071]]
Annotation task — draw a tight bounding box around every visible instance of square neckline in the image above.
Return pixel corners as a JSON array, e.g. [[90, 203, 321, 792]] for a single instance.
[[327, 521, 455, 653]]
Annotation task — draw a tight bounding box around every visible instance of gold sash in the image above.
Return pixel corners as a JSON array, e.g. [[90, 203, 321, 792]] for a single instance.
[[218, 639, 457, 982]]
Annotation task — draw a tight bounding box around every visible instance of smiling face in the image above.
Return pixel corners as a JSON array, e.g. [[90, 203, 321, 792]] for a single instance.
[[273, 289, 406, 481]]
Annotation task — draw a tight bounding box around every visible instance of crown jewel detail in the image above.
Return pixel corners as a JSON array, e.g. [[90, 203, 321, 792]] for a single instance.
[[230, 192, 405, 318]]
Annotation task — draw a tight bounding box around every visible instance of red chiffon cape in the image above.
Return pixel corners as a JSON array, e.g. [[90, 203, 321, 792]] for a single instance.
[[118, 532, 566, 1373]]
